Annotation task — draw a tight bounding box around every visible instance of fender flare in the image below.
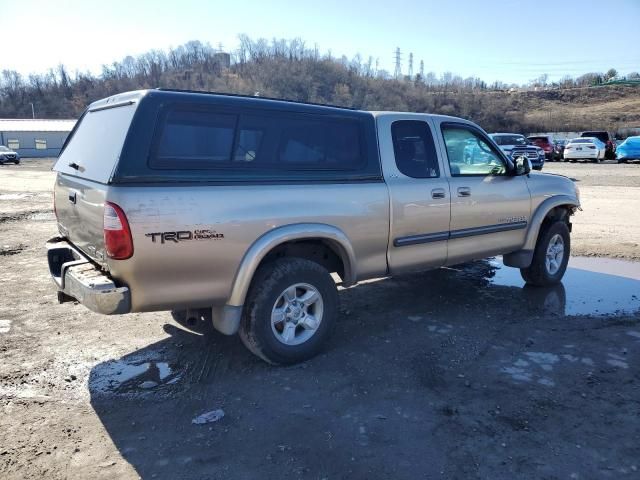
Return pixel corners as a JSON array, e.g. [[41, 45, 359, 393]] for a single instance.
[[504, 195, 579, 268], [226, 223, 357, 308]]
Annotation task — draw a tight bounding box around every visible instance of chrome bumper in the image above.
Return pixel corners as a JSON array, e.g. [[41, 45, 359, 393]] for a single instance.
[[46, 237, 131, 315]]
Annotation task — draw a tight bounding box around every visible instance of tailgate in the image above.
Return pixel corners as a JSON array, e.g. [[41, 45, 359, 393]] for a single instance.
[[54, 174, 109, 265]]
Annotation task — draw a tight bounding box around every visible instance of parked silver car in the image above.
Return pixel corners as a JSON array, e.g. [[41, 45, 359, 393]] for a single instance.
[[47, 89, 580, 364], [0, 145, 20, 164]]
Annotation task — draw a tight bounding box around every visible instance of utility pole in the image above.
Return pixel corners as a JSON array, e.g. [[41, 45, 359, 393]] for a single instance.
[[408, 53, 414, 79], [393, 47, 402, 79], [419, 60, 425, 79], [30, 102, 35, 119]]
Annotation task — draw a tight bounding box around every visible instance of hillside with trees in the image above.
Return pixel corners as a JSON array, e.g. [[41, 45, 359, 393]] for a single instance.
[[1, 37, 638, 134]]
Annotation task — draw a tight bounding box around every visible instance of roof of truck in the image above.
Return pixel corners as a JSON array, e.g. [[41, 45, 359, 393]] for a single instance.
[[87, 90, 470, 124]]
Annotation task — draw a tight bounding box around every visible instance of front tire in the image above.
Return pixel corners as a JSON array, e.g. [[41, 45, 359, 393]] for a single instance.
[[239, 257, 339, 365], [520, 221, 570, 286]]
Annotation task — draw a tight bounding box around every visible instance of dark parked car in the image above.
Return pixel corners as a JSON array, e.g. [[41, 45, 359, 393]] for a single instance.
[[527, 135, 554, 160], [0, 145, 20, 164], [553, 140, 566, 161], [580, 131, 616, 159]]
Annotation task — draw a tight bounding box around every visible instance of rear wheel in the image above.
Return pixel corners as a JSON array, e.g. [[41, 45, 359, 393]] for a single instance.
[[239, 257, 339, 365], [520, 221, 570, 287]]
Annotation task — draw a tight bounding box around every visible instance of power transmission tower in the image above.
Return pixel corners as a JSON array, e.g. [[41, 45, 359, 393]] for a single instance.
[[408, 53, 414, 79], [419, 60, 425, 79], [218, 42, 224, 53], [393, 47, 402, 79]]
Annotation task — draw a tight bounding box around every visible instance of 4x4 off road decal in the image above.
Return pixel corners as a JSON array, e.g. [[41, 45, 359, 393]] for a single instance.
[[145, 229, 224, 244]]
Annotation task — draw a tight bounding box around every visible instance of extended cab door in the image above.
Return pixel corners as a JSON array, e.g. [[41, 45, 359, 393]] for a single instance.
[[378, 115, 451, 274], [435, 121, 531, 265]]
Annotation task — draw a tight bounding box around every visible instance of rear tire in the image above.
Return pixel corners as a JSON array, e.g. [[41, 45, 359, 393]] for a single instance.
[[520, 221, 570, 287], [239, 257, 339, 365]]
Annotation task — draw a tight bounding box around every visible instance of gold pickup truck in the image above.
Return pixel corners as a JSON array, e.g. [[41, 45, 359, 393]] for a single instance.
[[47, 89, 580, 364]]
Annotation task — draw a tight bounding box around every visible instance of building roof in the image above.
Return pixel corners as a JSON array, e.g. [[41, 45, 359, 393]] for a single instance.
[[0, 119, 76, 132]]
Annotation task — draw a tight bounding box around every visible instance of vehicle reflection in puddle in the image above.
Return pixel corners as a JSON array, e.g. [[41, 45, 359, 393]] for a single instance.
[[487, 256, 640, 316]]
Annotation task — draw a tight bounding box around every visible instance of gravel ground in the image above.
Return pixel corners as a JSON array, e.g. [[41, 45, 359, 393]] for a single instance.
[[0, 158, 639, 479], [543, 161, 640, 260]]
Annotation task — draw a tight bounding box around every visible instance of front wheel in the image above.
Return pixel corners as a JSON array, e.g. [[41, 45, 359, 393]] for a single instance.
[[239, 257, 339, 365], [520, 221, 570, 286]]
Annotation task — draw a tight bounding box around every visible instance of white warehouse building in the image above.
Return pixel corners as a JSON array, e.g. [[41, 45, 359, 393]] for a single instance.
[[0, 119, 77, 158]]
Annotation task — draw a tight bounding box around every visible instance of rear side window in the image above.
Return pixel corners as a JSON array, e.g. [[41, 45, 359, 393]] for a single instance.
[[150, 108, 364, 171], [391, 120, 439, 178], [152, 110, 236, 168]]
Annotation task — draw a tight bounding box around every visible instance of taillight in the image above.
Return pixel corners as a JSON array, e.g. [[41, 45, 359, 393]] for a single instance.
[[104, 202, 133, 260]]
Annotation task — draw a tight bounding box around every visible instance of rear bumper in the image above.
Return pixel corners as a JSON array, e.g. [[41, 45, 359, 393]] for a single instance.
[[564, 151, 599, 159], [46, 237, 131, 315]]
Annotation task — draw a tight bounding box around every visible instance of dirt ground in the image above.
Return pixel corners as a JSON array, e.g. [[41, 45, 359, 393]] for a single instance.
[[0, 159, 639, 479]]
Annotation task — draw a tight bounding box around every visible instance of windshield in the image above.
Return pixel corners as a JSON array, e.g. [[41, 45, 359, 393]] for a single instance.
[[491, 135, 527, 146], [622, 136, 640, 146], [569, 138, 596, 144], [0, 146, 10, 152]]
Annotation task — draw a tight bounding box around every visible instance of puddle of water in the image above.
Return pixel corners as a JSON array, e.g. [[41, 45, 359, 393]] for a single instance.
[[489, 256, 640, 316], [90, 361, 151, 393]]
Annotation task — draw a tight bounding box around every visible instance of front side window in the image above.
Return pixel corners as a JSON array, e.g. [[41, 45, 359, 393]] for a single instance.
[[7, 139, 19, 149], [391, 120, 439, 178], [35, 139, 47, 149], [442, 126, 507, 176], [152, 110, 236, 169]]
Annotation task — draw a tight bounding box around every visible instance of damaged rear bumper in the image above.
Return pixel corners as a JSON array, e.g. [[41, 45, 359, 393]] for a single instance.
[[46, 237, 131, 315]]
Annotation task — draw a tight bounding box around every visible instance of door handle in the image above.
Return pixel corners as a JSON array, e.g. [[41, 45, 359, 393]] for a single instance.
[[431, 188, 446, 199], [457, 187, 471, 197], [68, 191, 77, 204]]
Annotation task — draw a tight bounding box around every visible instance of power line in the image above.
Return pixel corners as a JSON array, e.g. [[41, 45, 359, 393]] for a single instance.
[[408, 52, 414, 79], [393, 47, 402, 79]]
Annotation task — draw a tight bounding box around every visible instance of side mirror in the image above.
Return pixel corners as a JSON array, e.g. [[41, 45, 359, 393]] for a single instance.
[[514, 156, 531, 175]]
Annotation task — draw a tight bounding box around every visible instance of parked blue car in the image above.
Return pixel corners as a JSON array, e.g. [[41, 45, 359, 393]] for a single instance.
[[616, 136, 640, 163]]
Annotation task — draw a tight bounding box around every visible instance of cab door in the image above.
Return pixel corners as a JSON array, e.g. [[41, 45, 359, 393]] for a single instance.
[[378, 115, 451, 274], [435, 121, 531, 265]]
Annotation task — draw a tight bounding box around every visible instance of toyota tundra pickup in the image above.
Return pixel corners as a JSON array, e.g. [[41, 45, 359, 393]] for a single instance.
[[47, 89, 580, 364]]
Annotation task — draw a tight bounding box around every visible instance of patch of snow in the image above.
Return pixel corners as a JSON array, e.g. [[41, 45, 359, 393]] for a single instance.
[[0, 319, 11, 333], [192, 409, 225, 425]]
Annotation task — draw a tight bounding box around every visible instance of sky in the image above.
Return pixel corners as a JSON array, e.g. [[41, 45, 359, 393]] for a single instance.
[[2, 0, 639, 85]]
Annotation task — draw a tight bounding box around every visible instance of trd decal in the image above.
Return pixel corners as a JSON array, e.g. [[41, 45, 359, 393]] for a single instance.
[[145, 229, 224, 244]]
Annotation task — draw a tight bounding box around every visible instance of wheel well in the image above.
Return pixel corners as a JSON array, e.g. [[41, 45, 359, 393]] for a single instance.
[[259, 239, 346, 281], [541, 205, 574, 231]]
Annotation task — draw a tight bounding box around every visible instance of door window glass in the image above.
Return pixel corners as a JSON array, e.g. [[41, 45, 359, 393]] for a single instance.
[[442, 126, 507, 176]]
